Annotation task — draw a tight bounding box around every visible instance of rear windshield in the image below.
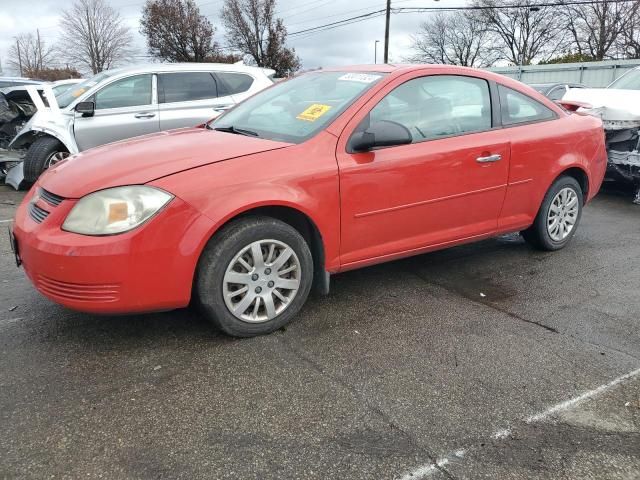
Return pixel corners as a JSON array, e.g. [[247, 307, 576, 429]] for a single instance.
[[608, 69, 640, 90]]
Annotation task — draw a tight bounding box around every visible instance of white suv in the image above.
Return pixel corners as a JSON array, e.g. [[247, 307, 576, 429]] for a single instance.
[[7, 63, 274, 184]]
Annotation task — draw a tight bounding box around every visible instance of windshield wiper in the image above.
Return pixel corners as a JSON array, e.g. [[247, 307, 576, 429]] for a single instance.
[[212, 125, 259, 137]]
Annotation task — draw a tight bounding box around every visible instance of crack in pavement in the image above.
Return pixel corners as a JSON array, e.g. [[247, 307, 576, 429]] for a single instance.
[[276, 334, 458, 480], [406, 269, 559, 334]]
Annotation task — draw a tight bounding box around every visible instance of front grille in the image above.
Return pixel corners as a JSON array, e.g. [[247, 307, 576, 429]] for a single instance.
[[40, 188, 65, 207], [28, 203, 49, 223], [37, 275, 121, 303]]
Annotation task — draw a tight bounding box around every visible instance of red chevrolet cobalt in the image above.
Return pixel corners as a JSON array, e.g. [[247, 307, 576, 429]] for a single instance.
[[11, 65, 606, 337]]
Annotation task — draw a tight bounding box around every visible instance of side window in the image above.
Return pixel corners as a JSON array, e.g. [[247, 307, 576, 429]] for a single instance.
[[94, 74, 152, 110], [499, 85, 555, 125], [547, 86, 567, 102], [158, 72, 218, 103], [217, 73, 254, 95], [366, 75, 492, 143]]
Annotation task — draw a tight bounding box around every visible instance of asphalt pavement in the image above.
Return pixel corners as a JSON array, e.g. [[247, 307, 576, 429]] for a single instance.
[[1, 183, 639, 480]]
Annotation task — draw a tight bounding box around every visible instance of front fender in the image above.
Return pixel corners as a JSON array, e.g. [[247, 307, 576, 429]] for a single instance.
[[9, 113, 78, 154], [148, 134, 342, 273]]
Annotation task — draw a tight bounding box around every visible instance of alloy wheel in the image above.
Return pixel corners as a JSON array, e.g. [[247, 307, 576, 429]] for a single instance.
[[45, 151, 70, 169], [223, 239, 301, 323], [547, 187, 579, 241]]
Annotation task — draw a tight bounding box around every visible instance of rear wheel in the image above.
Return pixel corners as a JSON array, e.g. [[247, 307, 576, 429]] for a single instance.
[[23, 136, 69, 183], [522, 176, 583, 251], [196, 216, 313, 337]]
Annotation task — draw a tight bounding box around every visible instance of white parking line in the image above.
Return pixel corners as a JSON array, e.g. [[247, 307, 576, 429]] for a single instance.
[[398, 366, 640, 480], [526, 366, 640, 423]]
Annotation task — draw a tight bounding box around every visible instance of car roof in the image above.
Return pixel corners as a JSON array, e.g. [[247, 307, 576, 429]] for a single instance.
[[0, 77, 45, 85], [53, 79, 83, 85], [321, 64, 478, 74], [100, 62, 275, 77], [317, 64, 560, 91], [529, 82, 584, 88]]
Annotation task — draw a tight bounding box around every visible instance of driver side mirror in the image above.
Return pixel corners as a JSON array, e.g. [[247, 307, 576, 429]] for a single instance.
[[349, 120, 412, 153], [75, 101, 95, 117]]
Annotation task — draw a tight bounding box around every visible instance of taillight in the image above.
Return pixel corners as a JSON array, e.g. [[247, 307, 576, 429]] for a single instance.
[[558, 100, 593, 112]]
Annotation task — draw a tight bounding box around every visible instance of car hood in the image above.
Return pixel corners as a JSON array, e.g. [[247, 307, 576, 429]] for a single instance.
[[39, 127, 293, 198], [562, 88, 640, 123]]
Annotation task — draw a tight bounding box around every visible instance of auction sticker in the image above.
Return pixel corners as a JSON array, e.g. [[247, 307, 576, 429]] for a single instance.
[[297, 104, 332, 122], [338, 73, 381, 83]]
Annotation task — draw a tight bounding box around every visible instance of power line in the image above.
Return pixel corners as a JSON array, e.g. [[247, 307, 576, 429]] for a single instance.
[[289, 9, 386, 37], [288, 0, 640, 39], [291, 12, 387, 40]]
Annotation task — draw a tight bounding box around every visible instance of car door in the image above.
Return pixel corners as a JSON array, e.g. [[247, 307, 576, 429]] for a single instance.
[[336, 72, 511, 267], [157, 71, 236, 130], [495, 84, 562, 231], [74, 74, 159, 151]]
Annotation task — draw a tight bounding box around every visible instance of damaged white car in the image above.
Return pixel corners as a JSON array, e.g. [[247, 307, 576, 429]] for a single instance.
[[0, 63, 275, 189], [563, 67, 640, 204]]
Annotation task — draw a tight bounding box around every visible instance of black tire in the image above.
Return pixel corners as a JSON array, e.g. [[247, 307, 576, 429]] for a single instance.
[[521, 176, 583, 251], [23, 137, 68, 183], [196, 216, 314, 337]]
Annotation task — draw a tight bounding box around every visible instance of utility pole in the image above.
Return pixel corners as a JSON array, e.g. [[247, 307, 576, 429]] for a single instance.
[[15, 38, 23, 76], [383, 0, 391, 63], [36, 29, 42, 71]]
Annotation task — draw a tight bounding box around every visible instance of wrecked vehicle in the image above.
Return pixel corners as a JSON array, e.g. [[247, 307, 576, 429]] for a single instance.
[[563, 68, 640, 203], [0, 63, 275, 189], [0, 85, 45, 182]]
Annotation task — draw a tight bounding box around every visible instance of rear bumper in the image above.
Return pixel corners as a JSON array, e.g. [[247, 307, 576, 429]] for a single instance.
[[12, 187, 215, 314]]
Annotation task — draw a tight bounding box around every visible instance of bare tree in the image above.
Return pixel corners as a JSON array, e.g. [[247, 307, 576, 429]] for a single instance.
[[473, 0, 566, 65], [620, 10, 640, 59], [141, 0, 224, 62], [562, 0, 640, 60], [8, 32, 54, 75], [221, 0, 300, 77], [58, 0, 134, 74], [408, 11, 495, 67]]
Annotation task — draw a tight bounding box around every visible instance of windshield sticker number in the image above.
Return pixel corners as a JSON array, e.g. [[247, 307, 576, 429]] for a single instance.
[[338, 73, 381, 84], [296, 104, 332, 122]]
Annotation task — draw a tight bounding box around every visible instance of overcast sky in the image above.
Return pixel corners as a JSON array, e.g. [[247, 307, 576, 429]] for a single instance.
[[0, 0, 467, 76]]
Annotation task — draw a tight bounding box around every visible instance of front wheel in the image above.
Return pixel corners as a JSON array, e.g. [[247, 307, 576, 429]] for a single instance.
[[196, 216, 313, 337], [522, 176, 583, 251], [23, 136, 70, 183]]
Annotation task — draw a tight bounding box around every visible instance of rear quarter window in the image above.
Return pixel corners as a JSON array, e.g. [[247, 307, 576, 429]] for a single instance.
[[217, 73, 255, 95], [499, 85, 556, 126]]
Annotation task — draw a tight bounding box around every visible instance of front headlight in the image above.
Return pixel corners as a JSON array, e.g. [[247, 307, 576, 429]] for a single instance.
[[62, 186, 173, 235]]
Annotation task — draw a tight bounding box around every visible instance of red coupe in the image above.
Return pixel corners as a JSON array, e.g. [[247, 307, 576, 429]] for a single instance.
[[11, 65, 606, 337]]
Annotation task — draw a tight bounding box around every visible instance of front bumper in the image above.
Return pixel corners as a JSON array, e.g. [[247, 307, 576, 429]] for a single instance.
[[12, 186, 215, 314]]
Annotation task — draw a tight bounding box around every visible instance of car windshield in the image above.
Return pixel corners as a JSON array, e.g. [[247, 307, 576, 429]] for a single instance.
[[211, 71, 386, 143], [56, 72, 112, 108], [608, 69, 640, 90]]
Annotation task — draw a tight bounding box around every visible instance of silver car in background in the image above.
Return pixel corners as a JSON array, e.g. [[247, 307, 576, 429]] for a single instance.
[[5, 63, 275, 186]]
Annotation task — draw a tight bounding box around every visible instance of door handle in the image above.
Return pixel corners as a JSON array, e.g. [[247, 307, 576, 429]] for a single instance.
[[476, 154, 502, 163], [212, 105, 232, 111], [134, 112, 156, 119]]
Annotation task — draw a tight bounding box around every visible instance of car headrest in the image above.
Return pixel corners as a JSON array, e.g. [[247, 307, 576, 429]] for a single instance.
[[421, 97, 452, 116]]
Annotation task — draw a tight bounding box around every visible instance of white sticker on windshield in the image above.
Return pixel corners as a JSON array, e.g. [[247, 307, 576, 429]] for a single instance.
[[338, 73, 381, 84]]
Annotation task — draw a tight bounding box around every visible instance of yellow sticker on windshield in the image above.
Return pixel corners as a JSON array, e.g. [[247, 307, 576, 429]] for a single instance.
[[71, 88, 86, 98], [296, 104, 332, 122]]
